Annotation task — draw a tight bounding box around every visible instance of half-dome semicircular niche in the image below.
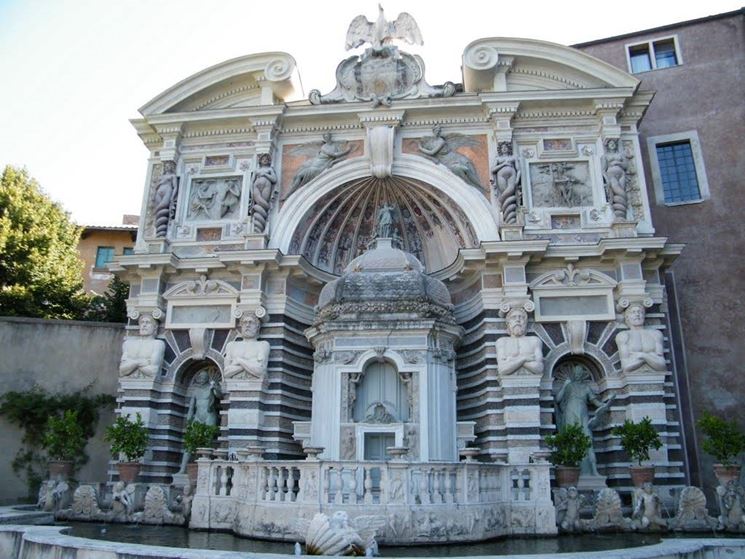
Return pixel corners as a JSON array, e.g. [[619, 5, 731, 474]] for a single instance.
[[287, 176, 479, 274]]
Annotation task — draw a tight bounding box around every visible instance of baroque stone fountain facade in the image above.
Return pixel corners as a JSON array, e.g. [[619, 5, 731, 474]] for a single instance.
[[103, 7, 689, 545]]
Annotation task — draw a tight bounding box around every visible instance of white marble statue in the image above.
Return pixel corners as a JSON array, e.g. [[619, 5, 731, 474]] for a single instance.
[[496, 308, 543, 376], [119, 315, 165, 379], [632, 482, 667, 530], [555, 486, 583, 532], [491, 141, 522, 225], [110, 481, 135, 521], [717, 480, 745, 531], [615, 304, 666, 374], [224, 315, 270, 381], [345, 5, 423, 51], [178, 369, 222, 472], [250, 153, 277, 234], [153, 160, 177, 237], [601, 138, 629, 220]]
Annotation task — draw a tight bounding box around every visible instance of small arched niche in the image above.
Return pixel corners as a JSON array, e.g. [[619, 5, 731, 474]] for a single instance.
[[353, 360, 409, 423]]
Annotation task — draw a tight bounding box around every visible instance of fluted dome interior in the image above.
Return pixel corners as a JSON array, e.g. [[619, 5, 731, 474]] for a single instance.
[[288, 176, 478, 274]]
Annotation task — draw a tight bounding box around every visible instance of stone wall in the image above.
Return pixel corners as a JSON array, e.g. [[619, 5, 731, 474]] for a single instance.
[[0, 317, 123, 503]]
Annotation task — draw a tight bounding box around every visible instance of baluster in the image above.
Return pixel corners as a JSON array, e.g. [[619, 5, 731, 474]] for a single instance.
[[325, 467, 333, 504], [219, 466, 229, 496], [269, 467, 278, 501], [347, 466, 357, 504], [334, 467, 344, 504], [444, 468, 453, 504], [277, 467, 285, 502], [213, 465, 222, 495], [378, 467, 387, 505], [292, 467, 300, 502], [419, 469, 430, 505], [364, 467, 373, 505], [260, 467, 269, 501]]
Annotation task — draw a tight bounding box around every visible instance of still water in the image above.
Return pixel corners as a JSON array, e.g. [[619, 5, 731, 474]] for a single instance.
[[63, 522, 662, 556]]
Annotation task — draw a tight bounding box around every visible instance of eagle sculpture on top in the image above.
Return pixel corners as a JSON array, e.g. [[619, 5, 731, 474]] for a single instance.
[[345, 5, 423, 51]]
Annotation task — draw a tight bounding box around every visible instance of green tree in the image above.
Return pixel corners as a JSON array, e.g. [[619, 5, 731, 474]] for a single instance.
[[0, 165, 89, 318], [85, 275, 129, 323]]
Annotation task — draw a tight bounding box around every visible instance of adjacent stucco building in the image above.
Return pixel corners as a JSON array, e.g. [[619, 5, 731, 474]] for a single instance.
[[575, 7, 745, 495]]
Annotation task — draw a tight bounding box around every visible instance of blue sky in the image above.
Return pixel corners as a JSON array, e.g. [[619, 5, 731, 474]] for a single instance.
[[1, 0, 740, 226]]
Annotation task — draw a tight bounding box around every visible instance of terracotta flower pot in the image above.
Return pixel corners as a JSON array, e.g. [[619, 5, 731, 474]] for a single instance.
[[48, 460, 74, 480], [555, 466, 580, 487], [629, 465, 655, 487], [713, 464, 741, 486], [117, 461, 141, 483]]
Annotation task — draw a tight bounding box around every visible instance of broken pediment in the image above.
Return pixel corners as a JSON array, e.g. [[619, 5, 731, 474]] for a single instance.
[[138, 52, 302, 116], [462, 37, 639, 93]]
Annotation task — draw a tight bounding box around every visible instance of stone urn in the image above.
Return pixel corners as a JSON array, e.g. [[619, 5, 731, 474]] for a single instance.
[[555, 466, 580, 488], [387, 446, 409, 461], [303, 446, 325, 461], [713, 464, 741, 486], [48, 460, 74, 481], [459, 448, 480, 463], [117, 462, 141, 483], [629, 465, 655, 487]]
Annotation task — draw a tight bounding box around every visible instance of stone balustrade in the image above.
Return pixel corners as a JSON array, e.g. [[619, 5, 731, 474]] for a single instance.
[[189, 457, 556, 543]]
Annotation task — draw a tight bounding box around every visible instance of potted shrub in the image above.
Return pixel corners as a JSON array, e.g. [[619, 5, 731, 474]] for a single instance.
[[183, 421, 220, 483], [698, 411, 745, 485], [105, 413, 149, 483], [545, 423, 591, 487], [43, 410, 86, 480], [612, 417, 662, 487]]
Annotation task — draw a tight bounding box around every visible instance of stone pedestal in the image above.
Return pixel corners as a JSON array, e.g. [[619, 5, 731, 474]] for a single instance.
[[500, 224, 524, 241], [225, 379, 266, 451], [500, 375, 542, 463]]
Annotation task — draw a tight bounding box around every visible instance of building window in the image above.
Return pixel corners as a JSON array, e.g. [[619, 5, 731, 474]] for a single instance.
[[626, 36, 680, 73], [647, 131, 709, 206], [122, 247, 134, 256], [95, 246, 115, 268]]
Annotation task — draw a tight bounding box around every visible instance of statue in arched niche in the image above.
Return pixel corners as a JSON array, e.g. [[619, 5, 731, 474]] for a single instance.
[[554, 363, 614, 476], [119, 315, 165, 379], [178, 367, 222, 473], [615, 303, 666, 374], [496, 308, 543, 376]]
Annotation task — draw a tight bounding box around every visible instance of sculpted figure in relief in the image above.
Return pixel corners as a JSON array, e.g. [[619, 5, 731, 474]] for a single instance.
[[496, 308, 543, 376], [555, 364, 614, 476], [224, 315, 270, 381], [717, 480, 745, 531], [632, 482, 667, 530], [288, 133, 352, 195], [418, 125, 482, 189], [153, 160, 177, 237], [601, 138, 629, 220], [615, 304, 666, 374], [250, 154, 277, 234], [491, 142, 522, 224], [119, 315, 165, 379]]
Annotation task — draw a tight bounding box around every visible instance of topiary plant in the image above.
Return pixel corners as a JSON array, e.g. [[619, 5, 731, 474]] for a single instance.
[[183, 421, 220, 456], [105, 413, 149, 462], [42, 410, 86, 462], [545, 423, 591, 467], [612, 417, 662, 466], [698, 411, 745, 465]]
